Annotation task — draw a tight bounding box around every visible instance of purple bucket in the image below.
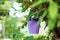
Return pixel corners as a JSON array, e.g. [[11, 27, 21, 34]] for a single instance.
[[28, 20, 40, 34]]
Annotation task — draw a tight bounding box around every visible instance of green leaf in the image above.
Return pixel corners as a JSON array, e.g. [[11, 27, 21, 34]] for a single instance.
[[0, 1, 11, 10], [57, 20, 60, 27], [24, 0, 31, 2], [29, 0, 49, 9], [16, 0, 23, 3], [48, 1, 58, 30], [0, 1, 4, 4], [22, 6, 28, 12], [40, 10, 47, 22], [30, 0, 43, 9], [20, 20, 26, 24], [14, 33, 24, 40], [48, 2, 58, 20], [48, 19, 56, 30], [25, 36, 34, 40]]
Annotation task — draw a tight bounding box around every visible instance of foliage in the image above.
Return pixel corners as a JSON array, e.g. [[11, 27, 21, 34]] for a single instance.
[[18, 0, 60, 39], [5, 16, 20, 38], [19, 0, 60, 31], [0, 0, 60, 40]]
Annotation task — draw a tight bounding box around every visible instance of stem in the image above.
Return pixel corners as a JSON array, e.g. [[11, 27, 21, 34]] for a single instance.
[[2, 23, 5, 39], [29, 0, 43, 9], [1, 17, 6, 40]]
